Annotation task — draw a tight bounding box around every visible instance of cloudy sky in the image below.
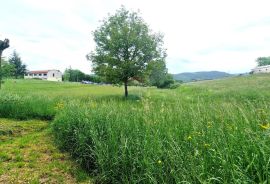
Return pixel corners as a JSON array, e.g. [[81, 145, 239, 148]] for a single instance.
[[0, 0, 269, 74]]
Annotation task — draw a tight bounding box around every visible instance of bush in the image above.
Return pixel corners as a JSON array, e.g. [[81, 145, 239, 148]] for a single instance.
[[169, 83, 181, 89]]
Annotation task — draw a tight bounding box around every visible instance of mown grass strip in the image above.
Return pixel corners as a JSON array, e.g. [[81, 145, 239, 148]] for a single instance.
[[0, 118, 92, 183]]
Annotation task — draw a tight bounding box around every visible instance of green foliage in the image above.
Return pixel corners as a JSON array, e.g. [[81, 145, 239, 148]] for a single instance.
[[147, 60, 174, 88], [63, 68, 86, 82], [88, 6, 166, 96], [63, 68, 104, 83], [169, 82, 181, 89], [256, 56, 270, 66], [85, 74, 103, 83], [1, 59, 15, 78], [8, 50, 27, 79], [159, 73, 175, 88]]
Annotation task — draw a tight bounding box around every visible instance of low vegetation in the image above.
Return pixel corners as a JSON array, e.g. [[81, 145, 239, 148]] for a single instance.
[[0, 74, 270, 183]]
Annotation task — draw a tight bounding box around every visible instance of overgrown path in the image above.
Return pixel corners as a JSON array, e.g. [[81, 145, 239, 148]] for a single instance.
[[0, 119, 91, 184]]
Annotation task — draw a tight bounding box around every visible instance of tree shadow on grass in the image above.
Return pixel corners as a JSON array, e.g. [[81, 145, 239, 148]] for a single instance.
[[84, 93, 142, 103]]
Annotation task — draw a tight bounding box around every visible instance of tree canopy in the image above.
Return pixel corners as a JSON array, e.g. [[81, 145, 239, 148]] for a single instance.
[[0, 38, 10, 89], [9, 51, 26, 79], [88, 7, 167, 97], [256, 56, 270, 66], [1, 59, 15, 78]]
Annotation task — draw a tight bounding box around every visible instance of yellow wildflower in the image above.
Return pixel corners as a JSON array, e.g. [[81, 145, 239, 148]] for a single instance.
[[54, 102, 64, 110], [259, 123, 270, 130], [187, 135, 192, 140], [158, 160, 162, 164]]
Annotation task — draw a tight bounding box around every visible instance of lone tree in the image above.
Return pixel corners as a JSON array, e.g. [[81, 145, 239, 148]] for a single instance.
[[88, 7, 166, 97], [0, 38, 10, 89]]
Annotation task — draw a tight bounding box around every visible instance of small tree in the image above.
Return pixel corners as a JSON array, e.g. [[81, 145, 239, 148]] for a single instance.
[[2, 59, 15, 78], [9, 50, 26, 79], [88, 7, 166, 97]]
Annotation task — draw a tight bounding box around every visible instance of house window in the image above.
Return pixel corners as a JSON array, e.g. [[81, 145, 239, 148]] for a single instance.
[[53, 73, 55, 77], [39, 74, 42, 76], [44, 74, 47, 76]]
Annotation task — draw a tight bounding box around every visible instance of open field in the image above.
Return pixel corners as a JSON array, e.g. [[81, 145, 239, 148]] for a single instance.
[[0, 75, 270, 183]]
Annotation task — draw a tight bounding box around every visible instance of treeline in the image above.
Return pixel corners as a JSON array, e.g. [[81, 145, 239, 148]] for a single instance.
[[63, 68, 102, 83], [64, 61, 179, 89], [1, 50, 26, 79]]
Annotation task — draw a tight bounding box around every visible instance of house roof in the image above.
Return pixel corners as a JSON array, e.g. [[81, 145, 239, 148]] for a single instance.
[[27, 70, 49, 74], [251, 65, 270, 72], [254, 65, 270, 69]]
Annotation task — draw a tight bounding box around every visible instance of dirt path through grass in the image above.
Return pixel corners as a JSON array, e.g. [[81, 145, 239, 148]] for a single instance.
[[0, 119, 91, 184]]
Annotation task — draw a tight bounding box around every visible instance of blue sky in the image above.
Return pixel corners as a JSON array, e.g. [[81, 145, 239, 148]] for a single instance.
[[0, 0, 269, 74]]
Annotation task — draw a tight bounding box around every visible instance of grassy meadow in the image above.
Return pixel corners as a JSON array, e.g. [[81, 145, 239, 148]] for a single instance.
[[1, 75, 270, 183]]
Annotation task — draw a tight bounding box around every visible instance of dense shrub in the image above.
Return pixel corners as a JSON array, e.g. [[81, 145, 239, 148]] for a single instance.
[[169, 83, 181, 89]]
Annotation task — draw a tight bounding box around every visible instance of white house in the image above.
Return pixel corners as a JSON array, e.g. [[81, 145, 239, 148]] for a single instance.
[[251, 65, 270, 74], [24, 70, 62, 82]]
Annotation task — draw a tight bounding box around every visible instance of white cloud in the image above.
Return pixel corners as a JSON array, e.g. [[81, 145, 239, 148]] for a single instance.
[[1, 0, 270, 74]]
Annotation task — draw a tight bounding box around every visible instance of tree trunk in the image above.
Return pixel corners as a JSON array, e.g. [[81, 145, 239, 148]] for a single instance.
[[124, 81, 128, 97], [0, 51, 2, 90]]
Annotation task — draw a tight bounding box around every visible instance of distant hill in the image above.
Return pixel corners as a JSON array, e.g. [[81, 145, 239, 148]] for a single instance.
[[172, 71, 233, 82]]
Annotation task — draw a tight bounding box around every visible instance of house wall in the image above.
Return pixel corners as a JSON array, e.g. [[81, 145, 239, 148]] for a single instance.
[[24, 70, 62, 82], [47, 70, 62, 81], [24, 73, 48, 79], [253, 65, 270, 74]]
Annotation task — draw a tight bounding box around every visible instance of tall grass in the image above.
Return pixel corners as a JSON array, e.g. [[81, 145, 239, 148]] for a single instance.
[[0, 92, 55, 120], [53, 95, 270, 183]]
